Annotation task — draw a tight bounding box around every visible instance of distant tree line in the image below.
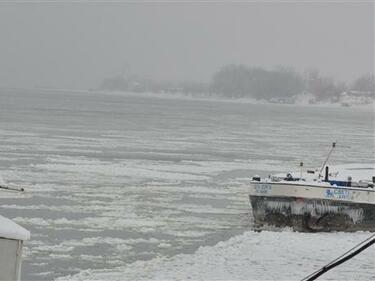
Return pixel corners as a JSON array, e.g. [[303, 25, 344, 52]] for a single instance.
[[211, 65, 304, 99], [99, 65, 375, 101], [210, 65, 374, 101]]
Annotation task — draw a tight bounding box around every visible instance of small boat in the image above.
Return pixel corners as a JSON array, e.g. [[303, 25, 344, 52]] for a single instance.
[[0, 183, 29, 280], [249, 144, 375, 232]]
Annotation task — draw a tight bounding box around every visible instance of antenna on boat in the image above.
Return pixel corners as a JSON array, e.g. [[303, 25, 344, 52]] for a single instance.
[[318, 142, 336, 179]]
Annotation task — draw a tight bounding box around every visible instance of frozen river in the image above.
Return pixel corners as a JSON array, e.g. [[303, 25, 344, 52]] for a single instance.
[[0, 89, 373, 280]]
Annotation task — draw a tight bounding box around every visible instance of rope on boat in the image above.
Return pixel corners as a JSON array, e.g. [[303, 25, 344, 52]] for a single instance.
[[301, 234, 375, 281]]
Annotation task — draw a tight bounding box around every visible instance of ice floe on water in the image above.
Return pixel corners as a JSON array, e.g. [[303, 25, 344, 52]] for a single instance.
[[0, 90, 374, 280], [58, 231, 374, 281]]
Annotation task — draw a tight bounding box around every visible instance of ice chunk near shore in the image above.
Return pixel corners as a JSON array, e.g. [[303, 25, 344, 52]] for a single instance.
[[57, 231, 373, 281]]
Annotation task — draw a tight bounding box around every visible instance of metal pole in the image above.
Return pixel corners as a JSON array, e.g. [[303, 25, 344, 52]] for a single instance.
[[318, 142, 336, 178], [302, 235, 375, 281]]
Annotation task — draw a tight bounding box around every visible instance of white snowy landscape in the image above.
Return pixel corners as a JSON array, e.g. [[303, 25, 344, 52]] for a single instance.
[[0, 2, 374, 281]]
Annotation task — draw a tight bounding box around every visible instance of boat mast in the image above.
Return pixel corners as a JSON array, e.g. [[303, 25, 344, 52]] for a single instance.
[[318, 142, 336, 179]]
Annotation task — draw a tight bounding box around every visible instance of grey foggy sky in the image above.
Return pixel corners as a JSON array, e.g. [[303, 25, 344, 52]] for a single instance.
[[0, 2, 373, 89]]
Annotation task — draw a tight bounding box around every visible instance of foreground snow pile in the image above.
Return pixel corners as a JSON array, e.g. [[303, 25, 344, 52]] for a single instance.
[[57, 231, 374, 281]]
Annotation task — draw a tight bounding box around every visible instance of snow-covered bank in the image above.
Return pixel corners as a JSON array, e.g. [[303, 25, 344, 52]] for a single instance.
[[95, 90, 263, 105], [57, 231, 374, 281], [2, 87, 373, 109], [96, 90, 375, 110]]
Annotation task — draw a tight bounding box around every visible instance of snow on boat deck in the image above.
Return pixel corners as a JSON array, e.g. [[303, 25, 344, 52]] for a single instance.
[[275, 163, 375, 183], [57, 231, 374, 281], [330, 163, 375, 182]]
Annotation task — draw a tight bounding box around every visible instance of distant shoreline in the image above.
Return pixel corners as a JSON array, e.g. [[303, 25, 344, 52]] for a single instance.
[[1, 87, 374, 110], [95, 90, 375, 110]]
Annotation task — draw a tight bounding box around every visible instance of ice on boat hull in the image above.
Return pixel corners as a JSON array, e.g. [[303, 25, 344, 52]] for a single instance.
[[249, 165, 375, 232], [250, 195, 375, 232]]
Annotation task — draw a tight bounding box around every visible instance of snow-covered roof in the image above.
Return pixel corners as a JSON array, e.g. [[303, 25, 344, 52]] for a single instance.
[[0, 215, 30, 241]]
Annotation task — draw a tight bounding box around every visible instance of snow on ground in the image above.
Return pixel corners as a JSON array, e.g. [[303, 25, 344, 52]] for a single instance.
[[57, 230, 374, 281]]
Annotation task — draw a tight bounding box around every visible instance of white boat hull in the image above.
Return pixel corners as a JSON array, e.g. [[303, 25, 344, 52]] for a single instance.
[[249, 182, 375, 232]]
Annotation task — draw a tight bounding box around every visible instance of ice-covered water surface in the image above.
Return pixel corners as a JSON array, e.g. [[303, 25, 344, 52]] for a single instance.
[[57, 231, 374, 281], [0, 90, 373, 280]]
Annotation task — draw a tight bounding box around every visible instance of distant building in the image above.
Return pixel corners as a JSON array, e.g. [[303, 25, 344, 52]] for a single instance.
[[339, 91, 374, 106]]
